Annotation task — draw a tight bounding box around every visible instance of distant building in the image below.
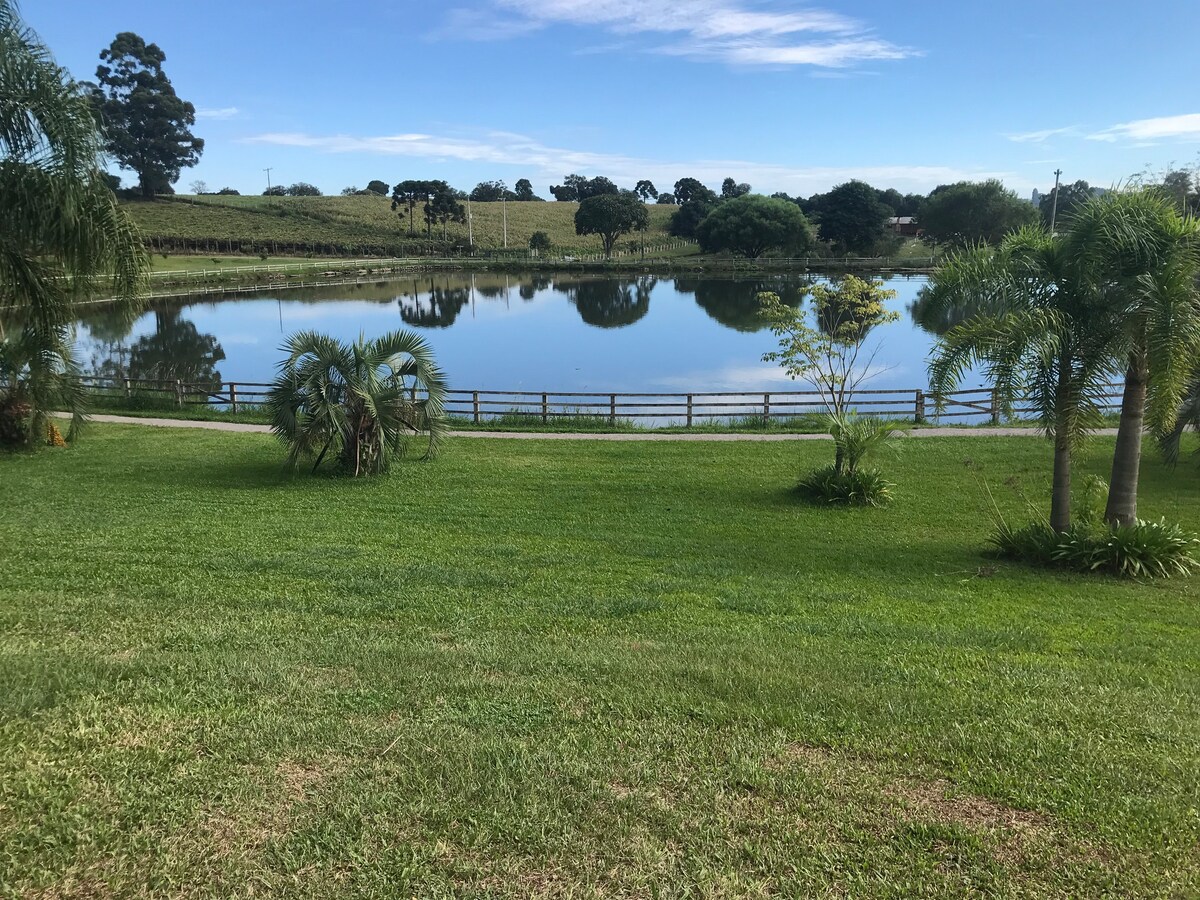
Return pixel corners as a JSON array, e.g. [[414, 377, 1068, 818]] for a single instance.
[[1031, 188, 1042, 208], [885, 216, 920, 236]]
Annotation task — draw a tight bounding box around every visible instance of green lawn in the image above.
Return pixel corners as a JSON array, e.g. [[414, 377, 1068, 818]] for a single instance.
[[2, 427, 1198, 897]]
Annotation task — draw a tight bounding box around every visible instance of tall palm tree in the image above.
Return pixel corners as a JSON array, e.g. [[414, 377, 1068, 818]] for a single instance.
[[0, 0, 146, 445], [267, 329, 448, 476], [924, 227, 1122, 531], [1066, 191, 1200, 525]]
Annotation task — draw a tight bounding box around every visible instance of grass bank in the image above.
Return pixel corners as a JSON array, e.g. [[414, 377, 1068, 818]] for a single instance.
[[126, 195, 680, 258], [2, 427, 1199, 896]]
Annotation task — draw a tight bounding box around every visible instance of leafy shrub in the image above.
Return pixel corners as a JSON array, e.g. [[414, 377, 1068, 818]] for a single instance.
[[989, 508, 1199, 579], [988, 519, 1063, 566], [798, 464, 893, 507], [0, 398, 31, 447], [1054, 519, 1200, 579]]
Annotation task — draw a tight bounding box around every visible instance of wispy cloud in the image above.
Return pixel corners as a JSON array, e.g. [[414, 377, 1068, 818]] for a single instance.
[[435, 0, 916, 68], [1004, 126, 1079, 144], [196, 106, 240, 121], [244, 129, 1007, 195], [1087, 113, 1200, 143]]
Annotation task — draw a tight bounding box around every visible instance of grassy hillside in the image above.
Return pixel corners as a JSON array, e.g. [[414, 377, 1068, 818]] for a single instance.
[[125, 195, 681, 257]]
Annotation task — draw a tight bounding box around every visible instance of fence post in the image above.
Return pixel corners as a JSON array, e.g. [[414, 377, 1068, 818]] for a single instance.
[[914, 389, 925, 424], [123, 378, 131, 399], [763, 392, 771, 425], [610, 394, 617, 425], [686, 393, 693, 428], [541, 392, 548, 425], [990, 389, 1001, 425], [473, 391, 480, 424], [229, 383, 238, 414], [175, 379, 183, 408]]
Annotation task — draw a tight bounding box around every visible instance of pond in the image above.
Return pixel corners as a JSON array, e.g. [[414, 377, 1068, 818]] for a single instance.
[[78, 272, 966, 398]]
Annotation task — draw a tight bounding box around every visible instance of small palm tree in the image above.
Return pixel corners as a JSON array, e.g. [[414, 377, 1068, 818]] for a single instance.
[[0, 1, 147, 446], [924, 227, 1122, 531], [267, 330, 448, 476]]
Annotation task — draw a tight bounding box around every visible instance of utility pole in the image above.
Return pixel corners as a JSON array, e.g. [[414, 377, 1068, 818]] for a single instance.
[[502, 194, 508, 249], [1049, 168, 1063, 233], [264, 167, 273, 193], [466, 197, 474, 251]]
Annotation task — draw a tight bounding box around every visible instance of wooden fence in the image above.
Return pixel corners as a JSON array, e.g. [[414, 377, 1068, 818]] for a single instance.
[[79, 376, 1126, 425]]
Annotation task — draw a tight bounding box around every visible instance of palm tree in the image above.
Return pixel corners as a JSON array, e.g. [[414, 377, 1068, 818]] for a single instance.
[[267, 329, 448, 476], [0, 1, 146, 446], [1065, 191, 1200, 525], [924, 227, 1122, 531], [1158, 367, 1200, 466]]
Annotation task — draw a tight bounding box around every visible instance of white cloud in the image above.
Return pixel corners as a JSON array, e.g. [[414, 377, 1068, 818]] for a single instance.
[[437, 0, 915, 68], [243, 129, 1006, 195], [196, 107, 240, 120], [1004, 126, 1079, 144], [1088, 113, 1200, 143]]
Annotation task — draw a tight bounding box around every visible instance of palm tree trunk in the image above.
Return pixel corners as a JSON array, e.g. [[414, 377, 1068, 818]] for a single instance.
[[1050, 430, 1072, 532], [1049, 362, 1073, 533], [1105, 354, 1148, 526]]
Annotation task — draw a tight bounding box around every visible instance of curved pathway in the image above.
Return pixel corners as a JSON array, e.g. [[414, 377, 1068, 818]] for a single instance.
[[72, 413, 1118, 441]]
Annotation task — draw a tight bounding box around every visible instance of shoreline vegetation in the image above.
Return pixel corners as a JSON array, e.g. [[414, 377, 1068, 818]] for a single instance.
[[101, 193, 943, 301], [83, 253, 942, 305]]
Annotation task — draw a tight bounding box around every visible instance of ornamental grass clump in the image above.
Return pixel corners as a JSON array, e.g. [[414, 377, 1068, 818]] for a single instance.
[[988, 477, 1199, 579]]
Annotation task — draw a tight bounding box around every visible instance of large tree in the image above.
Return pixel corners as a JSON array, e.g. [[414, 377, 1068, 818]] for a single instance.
[[634, 180, 658, 202], [1039, 180, 1094, 229], [813, 180, 892, 254], [550, 174, 619, 202], [920, 180, 1038, 247], [575, 194, 648, 257], [720, 177, 751, 199], [91, 32, 203, 199], [514, 178, 540, 201], [391, 180, 434, 235], [0, 1, 147, 447], [695, 194, 811, 259]]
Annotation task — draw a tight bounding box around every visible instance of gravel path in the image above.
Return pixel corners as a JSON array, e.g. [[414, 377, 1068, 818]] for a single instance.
[[72, 413, 1118, 441]]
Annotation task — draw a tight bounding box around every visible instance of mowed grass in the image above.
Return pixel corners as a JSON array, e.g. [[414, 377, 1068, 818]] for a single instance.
[[1, 427, 1199, 897], [125, 195, 680, 256]]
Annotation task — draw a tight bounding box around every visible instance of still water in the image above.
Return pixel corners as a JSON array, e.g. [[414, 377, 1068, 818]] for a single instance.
[[79, 272, 961, 393]]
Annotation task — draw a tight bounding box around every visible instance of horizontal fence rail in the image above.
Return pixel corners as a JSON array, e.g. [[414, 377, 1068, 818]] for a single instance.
[[78, 376, 1125, 426]]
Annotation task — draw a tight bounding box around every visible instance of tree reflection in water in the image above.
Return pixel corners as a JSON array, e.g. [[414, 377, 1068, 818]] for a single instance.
[[83, 303, 225, 385], [397, 277, 470, 328], [553, 275, 657, 328], [674, 276, 808, 332]]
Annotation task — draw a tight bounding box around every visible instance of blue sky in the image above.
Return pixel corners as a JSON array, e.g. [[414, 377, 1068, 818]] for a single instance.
[[26, 0, 1200, 199]]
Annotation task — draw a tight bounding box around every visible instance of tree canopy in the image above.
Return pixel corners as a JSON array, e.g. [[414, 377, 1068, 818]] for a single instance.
[[514, 178, 541, 201], [813, 181, 892, 254], [1040, 180, 1095, 229], [550, 174, 619, 202], [920, 180, 1039, 247], [91, 32, 203, 199], [721, 177, 752, 199], [695, 194, 811, 259], [574, 194, 649, 257], [634, 180, 658, 201]]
